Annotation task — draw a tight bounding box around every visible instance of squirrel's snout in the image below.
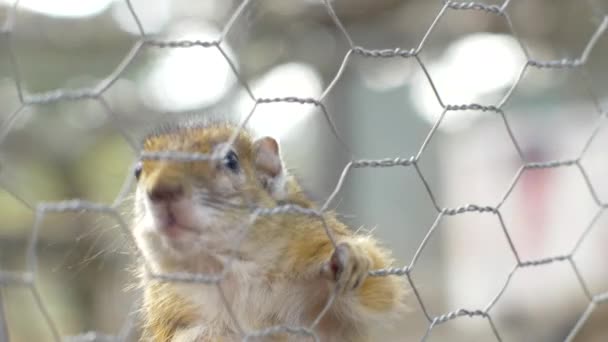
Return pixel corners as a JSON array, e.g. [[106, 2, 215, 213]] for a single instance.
[[144, 165, 188, 203], [148, 183, 184, 202]]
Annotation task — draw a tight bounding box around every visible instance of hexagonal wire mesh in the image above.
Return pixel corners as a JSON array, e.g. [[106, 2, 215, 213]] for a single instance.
[[0, 0, 607, 341]]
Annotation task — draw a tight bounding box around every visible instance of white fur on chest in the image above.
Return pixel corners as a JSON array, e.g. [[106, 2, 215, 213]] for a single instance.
[[175, 259, 276, 332], [172, 260, 326, 339]]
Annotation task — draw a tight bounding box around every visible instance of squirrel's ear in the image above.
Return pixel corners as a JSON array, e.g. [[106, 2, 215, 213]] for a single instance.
[[253, 137, 287, 200]]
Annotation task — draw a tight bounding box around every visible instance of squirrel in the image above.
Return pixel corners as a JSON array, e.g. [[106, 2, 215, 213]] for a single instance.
[[131, 118, 406, 341]]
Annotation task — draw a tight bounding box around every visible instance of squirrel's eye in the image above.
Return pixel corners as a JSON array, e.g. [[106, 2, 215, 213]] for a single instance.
[[223, 150, 239, 172], [134, 162, 143, 180]]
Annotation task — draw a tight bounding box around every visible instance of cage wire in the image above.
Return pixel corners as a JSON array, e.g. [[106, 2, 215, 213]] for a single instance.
[[0, 0, 608, 341]]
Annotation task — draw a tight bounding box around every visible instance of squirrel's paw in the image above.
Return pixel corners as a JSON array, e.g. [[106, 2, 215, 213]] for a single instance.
[[321, 242, 371, 293]]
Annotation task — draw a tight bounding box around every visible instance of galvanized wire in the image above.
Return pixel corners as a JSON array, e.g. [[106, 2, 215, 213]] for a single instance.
[[0, 0, 607, 341]]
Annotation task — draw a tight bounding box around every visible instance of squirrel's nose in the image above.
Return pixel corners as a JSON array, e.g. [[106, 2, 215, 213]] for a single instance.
[[144, 164, 187, 203], [148, 183, 184, 203]]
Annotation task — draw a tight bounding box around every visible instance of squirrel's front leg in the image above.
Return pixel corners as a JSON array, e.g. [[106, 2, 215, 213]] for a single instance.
[[320, 242, 372, 294], [305, 235, 404, 341]]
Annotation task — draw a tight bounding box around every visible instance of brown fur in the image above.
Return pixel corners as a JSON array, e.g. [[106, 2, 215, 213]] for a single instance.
[[134, 121, 407, 341], [142, 281, 200, 341]]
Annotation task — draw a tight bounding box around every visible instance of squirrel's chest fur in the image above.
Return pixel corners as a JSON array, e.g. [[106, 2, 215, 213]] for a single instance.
[[179, 260, 279, 328], [142, 257, 334, 341]]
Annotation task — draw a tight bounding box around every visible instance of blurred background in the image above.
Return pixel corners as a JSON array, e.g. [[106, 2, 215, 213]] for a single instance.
[[0, 0, 607, 341]]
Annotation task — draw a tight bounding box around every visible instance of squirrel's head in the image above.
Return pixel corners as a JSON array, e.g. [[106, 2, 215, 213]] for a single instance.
[[132, 119, 292, 270]]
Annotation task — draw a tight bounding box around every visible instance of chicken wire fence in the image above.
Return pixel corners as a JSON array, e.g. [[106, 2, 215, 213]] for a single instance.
[[0, 0, 608, 341]]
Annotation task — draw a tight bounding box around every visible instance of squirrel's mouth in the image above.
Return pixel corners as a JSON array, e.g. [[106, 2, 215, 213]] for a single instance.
[[155, 204, 199, 238], [162, 214, 185, 238]]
